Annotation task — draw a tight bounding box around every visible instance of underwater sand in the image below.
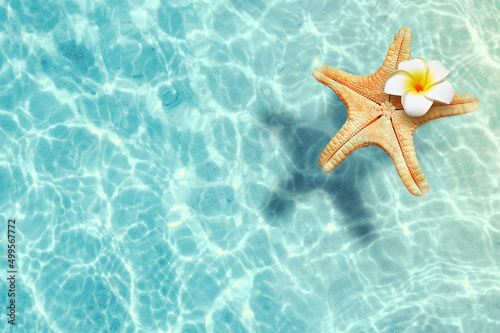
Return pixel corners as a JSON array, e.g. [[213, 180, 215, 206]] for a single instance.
[[0, 0, 499, 332]]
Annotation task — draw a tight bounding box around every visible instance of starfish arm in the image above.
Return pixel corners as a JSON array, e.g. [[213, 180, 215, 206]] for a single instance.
[[313, 27, 413, 105], [412, 94, 479, 126], [376, 26, 413, 105], [390, 113, 430, 195], [312, 65, 375, 108], [318, 117, 380, 172], [319, 117, 429, 196], [376, 27, 413, 81], [384, 133, 429, 196]]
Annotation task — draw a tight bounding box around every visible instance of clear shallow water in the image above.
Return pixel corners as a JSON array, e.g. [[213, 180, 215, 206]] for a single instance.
[[0, 0, 499, 332]]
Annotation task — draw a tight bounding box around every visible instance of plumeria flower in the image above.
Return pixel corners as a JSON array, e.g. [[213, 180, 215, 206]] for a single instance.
[[384, 57, 454, 117]]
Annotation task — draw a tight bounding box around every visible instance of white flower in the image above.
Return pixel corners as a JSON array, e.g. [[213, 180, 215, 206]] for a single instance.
[[384, 57, 454, 117]]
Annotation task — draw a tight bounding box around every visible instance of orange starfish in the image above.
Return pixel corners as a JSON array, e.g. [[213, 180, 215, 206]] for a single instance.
[[313, 27, 479, 196]]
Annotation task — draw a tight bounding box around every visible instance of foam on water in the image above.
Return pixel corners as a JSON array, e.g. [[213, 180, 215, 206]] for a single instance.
[[0, 0, 499, 332]]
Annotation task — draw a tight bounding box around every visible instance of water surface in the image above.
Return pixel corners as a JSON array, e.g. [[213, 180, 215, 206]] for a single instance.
[[0, 0, 499, 332]]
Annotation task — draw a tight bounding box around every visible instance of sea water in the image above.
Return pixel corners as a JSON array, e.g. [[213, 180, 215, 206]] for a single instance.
[[0, 0, 499, 332]]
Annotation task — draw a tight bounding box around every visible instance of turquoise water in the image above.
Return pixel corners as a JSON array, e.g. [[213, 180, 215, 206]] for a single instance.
[[0, 0, 499, 332]]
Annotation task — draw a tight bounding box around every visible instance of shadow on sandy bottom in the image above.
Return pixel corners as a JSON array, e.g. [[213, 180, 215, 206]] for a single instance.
[[256, 103, 380, 245]]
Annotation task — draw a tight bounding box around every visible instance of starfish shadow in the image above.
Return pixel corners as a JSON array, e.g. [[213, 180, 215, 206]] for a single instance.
[[256, 105, 379, 244]]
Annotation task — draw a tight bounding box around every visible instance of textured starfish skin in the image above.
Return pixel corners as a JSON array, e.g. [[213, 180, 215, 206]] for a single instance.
[[313, 27, 479, 196]]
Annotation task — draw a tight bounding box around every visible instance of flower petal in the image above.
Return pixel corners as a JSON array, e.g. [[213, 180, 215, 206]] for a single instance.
[[402, 90, 434, 117], [426, 60, 450, 87], [384, 70, 415, 96], [422, 80, 454, 104], [398, 57, 427, 83]]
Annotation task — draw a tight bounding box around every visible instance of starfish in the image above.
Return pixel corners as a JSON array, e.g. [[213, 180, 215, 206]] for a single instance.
[[312, 27, 479, 196]]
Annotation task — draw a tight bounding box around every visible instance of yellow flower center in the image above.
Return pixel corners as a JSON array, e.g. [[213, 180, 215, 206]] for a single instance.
[[414, 81, 425, 93]]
